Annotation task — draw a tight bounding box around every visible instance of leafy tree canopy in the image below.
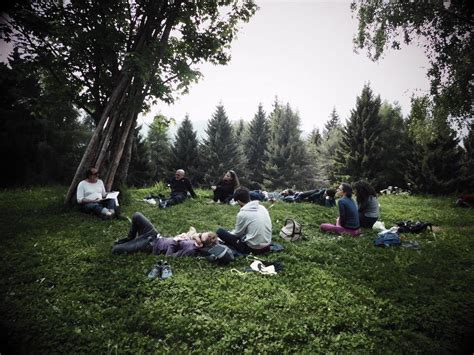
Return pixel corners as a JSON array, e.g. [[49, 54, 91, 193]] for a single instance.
[[352, 0, 473, 120]]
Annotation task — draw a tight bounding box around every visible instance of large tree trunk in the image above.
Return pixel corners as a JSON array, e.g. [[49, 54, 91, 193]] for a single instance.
[[113, 119, 137, 189], [64, 5, 179, 204]]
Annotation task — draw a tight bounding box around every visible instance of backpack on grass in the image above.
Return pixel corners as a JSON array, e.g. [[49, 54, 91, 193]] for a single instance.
[[374, 229, 401, 247], [396, 220, 432, 234], [280, 219, 302, 241], [204, 244, 235, 265]]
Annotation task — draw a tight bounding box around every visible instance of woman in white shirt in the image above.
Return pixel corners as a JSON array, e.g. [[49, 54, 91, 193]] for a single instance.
[[76, 167, 117, 218]]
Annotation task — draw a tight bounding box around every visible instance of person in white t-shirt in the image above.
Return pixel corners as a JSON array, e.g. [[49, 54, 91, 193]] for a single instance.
[[216, 187, 272, 254], [76, 167, 118, 218]]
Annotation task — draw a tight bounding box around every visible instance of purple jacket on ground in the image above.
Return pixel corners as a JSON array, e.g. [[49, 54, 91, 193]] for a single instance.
[[152, 238, 199, 257]]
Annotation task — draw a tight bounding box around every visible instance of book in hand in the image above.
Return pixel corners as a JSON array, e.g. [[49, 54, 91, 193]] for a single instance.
[[104, 191, 119, 200], [104, 191, 120, 206]]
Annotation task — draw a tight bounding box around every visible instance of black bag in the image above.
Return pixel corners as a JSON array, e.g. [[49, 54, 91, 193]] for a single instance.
[[280, 218, 302, 241], [396, 220, 432, 234], [204, 244, 235, 265]]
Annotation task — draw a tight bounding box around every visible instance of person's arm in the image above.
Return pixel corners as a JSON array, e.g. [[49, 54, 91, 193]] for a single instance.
[[165, 240, 197, 257], [76, 182, 85, 204], [185, 179, 197, 198], [100, 180, 107, 199], [338, 199, 347, 226], [230, 213, 246, 237]]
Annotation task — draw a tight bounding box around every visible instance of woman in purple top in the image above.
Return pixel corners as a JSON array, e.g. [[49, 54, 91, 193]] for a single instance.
[[112, 212, 217, 256], [320, 183, 361, 236]]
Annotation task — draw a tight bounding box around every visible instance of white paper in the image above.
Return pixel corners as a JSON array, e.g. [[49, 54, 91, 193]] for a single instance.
[[104, 191, 120, 206]]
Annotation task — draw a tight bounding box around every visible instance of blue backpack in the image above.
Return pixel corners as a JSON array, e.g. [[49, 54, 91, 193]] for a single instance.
[[374, 230, 401, 247]]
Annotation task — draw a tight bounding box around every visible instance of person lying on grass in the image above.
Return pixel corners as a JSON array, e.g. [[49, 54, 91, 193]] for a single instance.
[[320, 182, 361, 236], [217, 186, 272, 254], [112, 212, 218, 256]]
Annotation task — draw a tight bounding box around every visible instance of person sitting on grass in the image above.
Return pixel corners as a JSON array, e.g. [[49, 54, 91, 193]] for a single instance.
[[210, 170, 240, 203], [76, 167, 119, 219], [353, 180, 380, 228], [112, 212, 218, 256], [320, 183, 361, 236], [216, 187, 272, 254], [159, 169, 197, 208]]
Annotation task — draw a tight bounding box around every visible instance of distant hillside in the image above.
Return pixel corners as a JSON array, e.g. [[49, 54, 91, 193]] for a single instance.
[[167, 119, 209, 143]]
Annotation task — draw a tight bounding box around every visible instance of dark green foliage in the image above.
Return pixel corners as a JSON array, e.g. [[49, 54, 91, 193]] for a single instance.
[[308, 128, 322, 146], [147, 115, 174, 184], [315, 128, 343, 187], [0, 53, 91, 187], [323, 107, 341, 140], [200, 105, 242, 184], [376, 102, 411, 189], [406, 98, 463, 194], [0, 187, 473, 353], [127, 126, 153, 188], [171, 116, 202, 185], [335, 84, 384, 189], [243, 104, 269, 186], [265, 102, 311, 189], [352, 0, 474, 120]]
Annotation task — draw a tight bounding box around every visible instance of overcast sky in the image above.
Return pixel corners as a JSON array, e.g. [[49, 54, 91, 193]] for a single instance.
[[0, 1, 432, 135], [139, 0, 431, 135]]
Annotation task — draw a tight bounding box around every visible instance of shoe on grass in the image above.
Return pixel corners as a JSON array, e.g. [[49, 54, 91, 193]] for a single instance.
[[147, 261, 163, 280], [160, 262, 172, 280]]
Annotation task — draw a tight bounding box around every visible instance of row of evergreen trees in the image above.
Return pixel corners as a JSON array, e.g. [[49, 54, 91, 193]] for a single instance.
[[1, 51, 471, 193], [127, 85, 474, 194]]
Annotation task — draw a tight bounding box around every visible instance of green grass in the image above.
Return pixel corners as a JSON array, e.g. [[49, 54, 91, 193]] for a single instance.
[[0, 187, 473, 353]]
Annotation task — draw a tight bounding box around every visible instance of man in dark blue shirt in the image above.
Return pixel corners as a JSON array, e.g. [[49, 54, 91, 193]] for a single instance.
[[159, 169, 196, 208]]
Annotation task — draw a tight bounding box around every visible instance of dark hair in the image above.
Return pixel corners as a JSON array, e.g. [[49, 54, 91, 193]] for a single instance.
[[233, 186, 250, 204], [86, 167, 97, 178], [340, 183, 353, 198], [227, 170, 240, 188], [354, 180, 376, 205], [325, 188, 336, 198]]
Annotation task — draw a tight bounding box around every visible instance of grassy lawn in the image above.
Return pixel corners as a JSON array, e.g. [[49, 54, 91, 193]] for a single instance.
[[0, 186, 473, 353]]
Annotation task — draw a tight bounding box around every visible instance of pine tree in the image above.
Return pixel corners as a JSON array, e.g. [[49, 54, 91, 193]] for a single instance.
[[243, 104, 269, 186], [171, 115, 202, 184], [265, 102, 310, 189], [147, 114, 173, 183], [200, 105, 241, 184], [308, 128, 322, 146], [314, 128, 343, 187], [405, 99, 463, 194], [334, 84, 384, 189], [377, 102, 411, 189], [127, 126, 152, 187], [323, 107, 341, 139]]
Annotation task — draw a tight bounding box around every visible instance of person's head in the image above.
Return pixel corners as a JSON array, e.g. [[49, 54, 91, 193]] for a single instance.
[[196, 232, 218, 248], [354, 180, 376, 204], [233, 186, 250, 205], [281, 188, 294, 196], [223, 170, 239, 187], [325, 188, 336, 199], [175, 169, 185, 180], [337, 183, 353, 198], [86, 167, 99, 182]]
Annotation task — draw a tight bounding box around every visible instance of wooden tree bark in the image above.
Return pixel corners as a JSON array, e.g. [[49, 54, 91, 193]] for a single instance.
[[64, 3, 179, 204]]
